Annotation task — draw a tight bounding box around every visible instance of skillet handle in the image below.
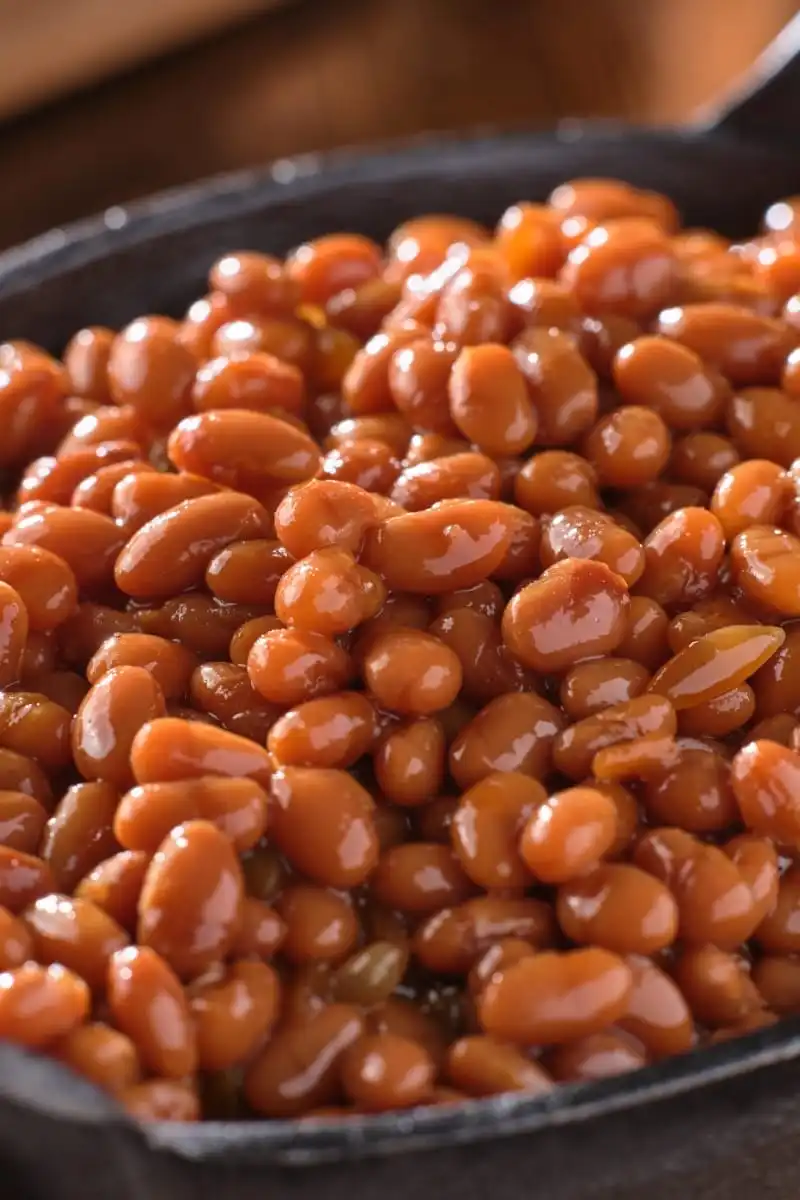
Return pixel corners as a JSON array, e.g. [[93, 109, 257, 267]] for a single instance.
[[697, 11, 800, 141]]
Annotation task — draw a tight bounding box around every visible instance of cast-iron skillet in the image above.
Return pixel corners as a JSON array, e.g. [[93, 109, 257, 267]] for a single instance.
[[2, 18, 800, 1200]]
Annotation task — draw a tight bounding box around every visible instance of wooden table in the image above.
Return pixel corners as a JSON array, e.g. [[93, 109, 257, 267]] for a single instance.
[[0, 0, 797, 250]]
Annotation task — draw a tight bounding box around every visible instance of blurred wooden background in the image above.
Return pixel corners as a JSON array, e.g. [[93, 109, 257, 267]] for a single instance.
[[0, 0, 798, 250]]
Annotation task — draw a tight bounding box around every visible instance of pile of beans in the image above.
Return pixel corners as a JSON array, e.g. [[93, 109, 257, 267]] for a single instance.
[[5, 179, 800, 1124]]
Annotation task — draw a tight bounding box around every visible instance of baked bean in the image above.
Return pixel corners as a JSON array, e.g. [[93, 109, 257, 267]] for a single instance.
[[362, 500, 517, 593], [387, 339, 458, 434], [641, 836, 757, 950], [5, 506, 124, 592], [190, 959, 280, 1072], [387, 214, 488, 280], [115, 492, 271, 599], [209, 250, 297, 315], [752, 956, 800, 1014], [247, 628, 352, 707], [245, 1004, 365, 1117], [551, 179, 678, 231], [271, 767, 378, 887], [546, 1030, 647, 1082], [107, 945, 197, 1077], [614, 336, 729, 430], [512, 327, 598, 446], [678, 683, 755, 737], [19, 442, 143, 507], [644, 744, 737, 833], [115, 776, 267, 855], [107, 317, 196, 430], [731, 739, 800, 848], [557, 864, 678, 955], [362, 628, 462, 715], [275, 549, 385, 636], [374, 717, 445, 806], [233, 897, 287, 960], [0, 692, 72, 772], [756, 864, 800, 954], [111, 471, 222, 536], [673, 946, 761, 1028], [168, 409, 319, 493], [749, 713, 799, 745], [619, 955, 694, 1059], [319, 439, 401, 493], [670, 432, 740, 491], [478, 948, 632, 1045], [451, 772, 545, 889], [667, 594, 756, 655], [519, 786, 618, 883], [447, 344, 537, 456], [327, 413, 412, 457], [592, 733, 680, 783], [617, 595, 670, 669], [413, 896, 554, 976], [560, 658, 651, 719], [274, 480, 377, 560], [637, 507, 725, 609], [371, 843, 475, 914], [0, 545, 77, 635], [193, 351, 305, 418], [63, 326, 114, 402], [212, 315, 315, 371], [553, 695, 676, 781], [189, 662, 279, 742], [277, 885, 358, 964], [330, 941, 409, 1007], [71, 460, 156, 515], [40, 781, 119, 890], [656, 303, 795, 385], [621, 482, 710, 536], [503, 558, 630, 672], [562, 220, 678, 319], [87, 633, 196, 700], [73, 667, 166, 790], [448, 1034, 552, 1096], [139, 595, 267, 660], [119, 1079, 199, 1123], [727, 388, 800, 468], [229, 616, 283, 667], [0, 345, 68, 466], [583, 406, 671, 488], [731, 526, 800, 614], [205, 540, 292, 606], [55, 1021, 141, 1094], [57, 404, 147, 457], [540, 506, 645, 586], [649, 625, 784, 709], [711, 460, 791, 539], [0, 788, 46, 853], [0, 962, 89, 1047], [75, 850, 148, 932], [341, 1033, 435, 1110], [448, 691, 563, 790], [0, 905, 34, 970], [137, 821, 243, 978], [513, 450, 599, 516], [23, 893, 128, 991], [131, 716, 271, 787], [268, 692, 375, 768], [391, 453, 501, 511], [467, 938, 538, 996]]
